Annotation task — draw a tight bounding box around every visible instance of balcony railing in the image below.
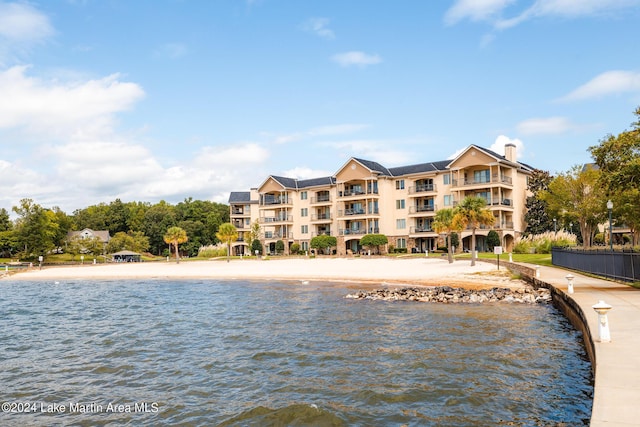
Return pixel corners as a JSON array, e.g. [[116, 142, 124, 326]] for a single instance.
[[452, 175, 513, 187], [260, 215, 293, 223], [408, 184, 437, 194], [410, 226, 433, 233], [490, 199, 512, 206], [231, 207, 250, 215], [263, 231, 293, 239], [409, 205, 436, 214], [495, 221, 514, 229], [311, 195, 332, 204], [260, 197, 292, 206], [339, 228, 366, 236], [338, 189, 379, 198], [311, 213, 332, 221]]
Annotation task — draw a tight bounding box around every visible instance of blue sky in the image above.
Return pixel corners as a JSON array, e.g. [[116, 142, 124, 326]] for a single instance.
[[1, 0, 640, 214]]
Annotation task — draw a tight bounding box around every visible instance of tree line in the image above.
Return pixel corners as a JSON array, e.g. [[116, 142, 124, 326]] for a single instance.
[[0, 197, 229, 260], [525, 106, 640, 248]]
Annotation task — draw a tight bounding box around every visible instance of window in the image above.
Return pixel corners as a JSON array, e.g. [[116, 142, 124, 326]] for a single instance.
[[301, 208, 308, 217], [444, 195, 453, 206], [396, 238, 406, 249], [443, 174, 451, 185], [396, 199, 405, 209], [301, 241, 308, 251], [474, 169, 490, 183], [395, 179, 405, 190], [396, 219, 406, 229], [301, 225, 308, 234], [300, 191, 307, 200]]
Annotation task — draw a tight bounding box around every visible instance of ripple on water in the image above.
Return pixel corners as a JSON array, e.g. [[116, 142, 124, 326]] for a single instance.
[[0, 279, 592, 426]]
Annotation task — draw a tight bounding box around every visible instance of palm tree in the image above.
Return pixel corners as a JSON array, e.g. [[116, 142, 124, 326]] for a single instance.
[[216, 223, 238, 262], [452, 196, 495, 266], [163, 226, 188, 264], [432, 208, 456, 264]]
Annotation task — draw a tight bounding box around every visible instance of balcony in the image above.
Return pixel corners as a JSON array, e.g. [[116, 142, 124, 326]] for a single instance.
[[260, 196, 292, 206], [410, 226, 433, 234], [339, 228, 366, 236], [495, 221, 514, 229], [311, 213, 333, 222], [489, 199, 512, 207], [231, 207, 250, 215], [311, 195, 332, 204], [260, 215, 293, 223], [452, 174, 513, 188], [408, 183, 437, 194], [263, 231, 293, 240], [409, 205, 436, 214], [232, 220, 247, 229], [311, 231, 332, 237], [338, 189, 378, 198]]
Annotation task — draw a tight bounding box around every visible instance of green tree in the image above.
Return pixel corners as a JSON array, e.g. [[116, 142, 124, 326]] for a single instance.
[[310, 235, 337, 255], [452, 196, 495, 266], [541, 165, 604, 248], [524, 169, 554, 235], [275, 239, 285, 254], [12, 199, 59, 260], [107, 231, 150, 254], [216, 223, 238, 262], [0, 208, 12, 231], [145, 201, 177, 255], [290, 242, 301, 255], [163, 226, 188, 263], [486, 230, 500, 251], [360, 233, 388, 255], [589, 107, 640, 246], [251, 238, 263, 256], [432, 208, 457, 263]]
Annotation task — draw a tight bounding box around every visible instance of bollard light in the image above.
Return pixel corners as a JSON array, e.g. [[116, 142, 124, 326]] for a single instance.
[[535, 265, 540, 279], [592, 300, 613, 342], [565, 274, 575, 294]]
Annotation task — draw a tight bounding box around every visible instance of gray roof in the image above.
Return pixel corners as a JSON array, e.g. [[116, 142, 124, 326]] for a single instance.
[[353, 158, 392, 176], [389, 160, 450, 176], [228, 191, 252, 203]]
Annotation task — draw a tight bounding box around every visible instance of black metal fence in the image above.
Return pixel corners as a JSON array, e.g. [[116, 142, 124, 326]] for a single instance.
[[552, 247, 640, 282]]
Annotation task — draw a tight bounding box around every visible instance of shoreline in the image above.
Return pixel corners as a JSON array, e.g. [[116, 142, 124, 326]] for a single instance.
[[1, 257, 525, 290]]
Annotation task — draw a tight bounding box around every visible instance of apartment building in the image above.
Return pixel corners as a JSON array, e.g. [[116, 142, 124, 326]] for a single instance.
[[228, 144, 534, 256]]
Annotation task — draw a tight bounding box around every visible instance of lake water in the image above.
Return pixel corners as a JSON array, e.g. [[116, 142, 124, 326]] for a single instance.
[[0, 279, 592, 426]]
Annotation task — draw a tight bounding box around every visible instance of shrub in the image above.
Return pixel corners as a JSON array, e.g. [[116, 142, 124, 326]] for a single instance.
[[290, 243, 301, 255], [198, 243, 228, 258], [513, 231, 577, 254], [275, 240, 285, 254], [251, 239, 263, 255]]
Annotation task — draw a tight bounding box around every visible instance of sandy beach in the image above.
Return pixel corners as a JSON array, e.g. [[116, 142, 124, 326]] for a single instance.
[[2, 257, 522, 289]]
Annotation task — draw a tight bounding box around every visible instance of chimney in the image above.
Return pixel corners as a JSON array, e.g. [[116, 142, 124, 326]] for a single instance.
[[504, 143, 516, 162]]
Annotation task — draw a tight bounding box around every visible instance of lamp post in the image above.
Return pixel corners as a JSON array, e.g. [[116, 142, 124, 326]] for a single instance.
[[607, 200, 613, 251], [553, 218, 557, 234]]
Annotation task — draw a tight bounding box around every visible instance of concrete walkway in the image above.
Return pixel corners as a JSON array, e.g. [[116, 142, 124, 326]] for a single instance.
[[533, 264, 640, 427]]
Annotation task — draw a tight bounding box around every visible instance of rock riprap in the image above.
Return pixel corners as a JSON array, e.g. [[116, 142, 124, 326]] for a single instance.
[[345, 286, 552, 304]]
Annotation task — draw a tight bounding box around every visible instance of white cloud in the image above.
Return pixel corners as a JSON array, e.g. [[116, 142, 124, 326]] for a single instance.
[[491, 135, 524, 159], [282, 166, 333, 179], [0, 2, 54, 42], [445, 0, 640, 30], [516, 116, 574, 135], [0, 65, 145, 138], [558, 70, 640, 102], [302, 17, 335, 40], [331, 51, 382, 68], [444, 0, 515, 25]]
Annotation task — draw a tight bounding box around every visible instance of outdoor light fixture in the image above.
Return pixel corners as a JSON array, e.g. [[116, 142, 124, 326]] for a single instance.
[[553, 218, 557, 234], [607, 200, 613, 251], [592, 300, 613, 343], [565, 274, 575, 294]]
